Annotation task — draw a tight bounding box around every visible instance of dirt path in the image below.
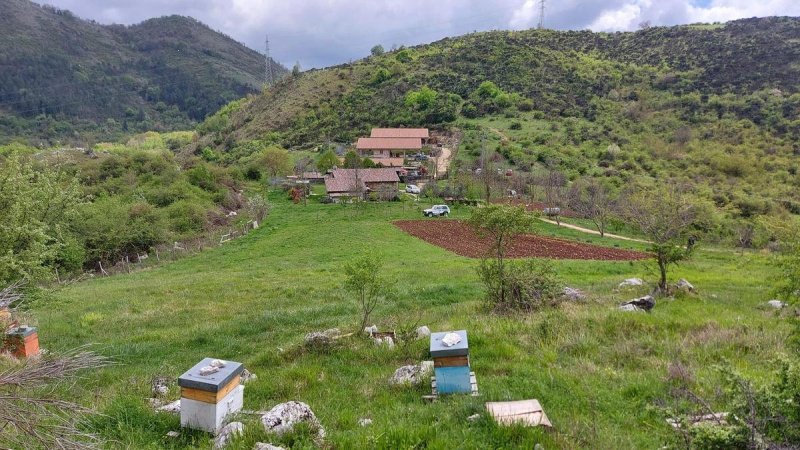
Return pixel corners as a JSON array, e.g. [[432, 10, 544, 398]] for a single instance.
[[538, 218, 651, 244], [435, 147, 452, 178]]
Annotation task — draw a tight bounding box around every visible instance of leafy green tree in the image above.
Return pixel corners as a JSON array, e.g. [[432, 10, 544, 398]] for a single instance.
[[761, 217, 800, 305], [258, 147, 292, 178], [316, 149, 340, 173], [343, 150, 362, 169], [292, 61, 302, 77], [468, 205, 536, 307], [344, 253, 394, 332], [405, 87, 438, 110], [621, 186, 698, 291], [370, 44, 385, 56], [0, 154, 82, 283]]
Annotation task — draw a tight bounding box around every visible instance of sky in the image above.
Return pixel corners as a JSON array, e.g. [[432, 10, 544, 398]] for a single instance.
[[38, 0, 800, 68]]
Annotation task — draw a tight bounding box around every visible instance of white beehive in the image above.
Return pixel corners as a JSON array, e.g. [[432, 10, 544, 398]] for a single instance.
[[178, 358, 244, 433]]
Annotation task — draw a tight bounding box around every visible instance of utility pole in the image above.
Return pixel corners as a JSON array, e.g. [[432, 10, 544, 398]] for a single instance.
[[537, 0, 546, 29], [265, 34, 274, 86]]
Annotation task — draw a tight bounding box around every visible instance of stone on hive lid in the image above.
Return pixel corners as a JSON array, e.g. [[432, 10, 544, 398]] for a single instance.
[[430, 330, 468, 358], [7, 326, 37, 337], [178, 358, 243, 392]]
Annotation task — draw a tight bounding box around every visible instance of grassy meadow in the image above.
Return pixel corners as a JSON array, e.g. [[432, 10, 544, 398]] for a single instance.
[[31, 193, 792, 449]]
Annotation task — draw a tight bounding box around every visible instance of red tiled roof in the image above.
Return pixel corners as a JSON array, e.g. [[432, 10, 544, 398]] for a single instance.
[[369, 157, 405, 167], [357, 137, 422, 150], [324, 168, 400, 193], [370, 128, 430, 139]]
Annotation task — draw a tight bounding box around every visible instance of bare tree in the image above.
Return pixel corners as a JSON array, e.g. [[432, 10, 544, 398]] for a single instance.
[[568, 179, 616, 237], [543, 168, 566, 224], [621, 185, 697, 291]]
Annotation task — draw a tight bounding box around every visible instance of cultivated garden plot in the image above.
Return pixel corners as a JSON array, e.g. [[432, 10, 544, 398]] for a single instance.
[[394, 219, 648, 260]]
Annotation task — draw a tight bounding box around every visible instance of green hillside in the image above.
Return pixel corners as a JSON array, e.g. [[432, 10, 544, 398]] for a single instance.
[[0, 0, 286, 143], [196, 17, 800, 225]]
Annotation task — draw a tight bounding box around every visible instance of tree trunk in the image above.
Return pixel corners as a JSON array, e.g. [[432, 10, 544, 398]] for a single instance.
[[658, 256, 668, 291]]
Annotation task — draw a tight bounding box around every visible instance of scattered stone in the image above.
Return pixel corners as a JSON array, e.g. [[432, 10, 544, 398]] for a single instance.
[[166, 431, 180, 438], [261, 401, 325, 439], [620, 295, 656, 312], [214, 422, 244, 449], [241, 369, 257, 384], [767, 300, 787, 309], [619, 278, 644, 288], [534, 444, 545, 450], [364, 325, 378, 336], [619, 304, 642, 312], [304, 328, 341, 349], [374, 336, 395, 347], [389, 363, 432, 386], [358, 418, 373, 427], [467, 414, 480, 422], [147, 398, 164, 408], [676, 279, 695, 292], [199, 365, 220, 376], [157, 400, 181, 414], [416, 326, 431, 339], [151, 377, 169, 397], [442, 332, 462, 347], [254, 444, 285, 450], [562, 287, 587, 301]]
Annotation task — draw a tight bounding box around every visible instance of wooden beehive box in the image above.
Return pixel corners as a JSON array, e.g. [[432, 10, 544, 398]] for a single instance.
[[430, 330, 471, 394], [3, 326, 39, 358], [178, 358, 244, 433]]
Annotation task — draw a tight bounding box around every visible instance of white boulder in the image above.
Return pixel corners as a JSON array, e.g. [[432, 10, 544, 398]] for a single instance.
[[261, 401, 325, 439], [767, 300, 786, 309], [254, 444, 285, 450], [416, 326, 431, 339], [563, 287, 587, 301], [676, 279, 695, 291], [619, 278, 644, 288], [389, 363, 432, 386], [213, 422, 243, 449]]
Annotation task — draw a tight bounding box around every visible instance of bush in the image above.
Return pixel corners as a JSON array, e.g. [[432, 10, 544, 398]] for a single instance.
[[689, 423, 748, 450], [477, 259, 562, 311]]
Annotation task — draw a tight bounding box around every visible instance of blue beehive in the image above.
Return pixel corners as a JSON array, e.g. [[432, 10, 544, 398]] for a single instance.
[[430, 330, 471, 394]]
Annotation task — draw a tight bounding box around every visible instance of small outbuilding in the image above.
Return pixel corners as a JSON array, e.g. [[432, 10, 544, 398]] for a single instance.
[[324, 168, 401, 201]]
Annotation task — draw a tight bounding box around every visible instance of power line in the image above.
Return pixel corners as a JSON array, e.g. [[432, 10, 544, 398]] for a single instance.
[[265, 34, 274, 86], [538, 0, 546, 30]]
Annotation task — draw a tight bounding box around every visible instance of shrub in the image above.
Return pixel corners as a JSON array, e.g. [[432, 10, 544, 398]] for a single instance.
[[477, 259, 562, 311]]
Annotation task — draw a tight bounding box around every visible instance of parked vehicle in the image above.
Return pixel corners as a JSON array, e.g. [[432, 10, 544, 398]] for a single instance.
[[406, 184, 421, 194], [423, 205, 450, 217], [543, 207, 561, 217], [414, 153, 429, 161]]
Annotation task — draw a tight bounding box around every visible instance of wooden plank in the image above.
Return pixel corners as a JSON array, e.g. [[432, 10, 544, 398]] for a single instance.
[[485, 399, 552, 427], [181, 375, 240, 404], [433, 355, 469, 368]]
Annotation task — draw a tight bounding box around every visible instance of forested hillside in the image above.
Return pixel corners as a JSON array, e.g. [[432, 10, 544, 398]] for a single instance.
[[196, 16, 800, 225], [0, 0, 286, 143]]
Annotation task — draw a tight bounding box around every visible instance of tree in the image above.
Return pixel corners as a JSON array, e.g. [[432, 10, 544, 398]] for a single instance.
[[543, 168, 565, 225], [344, 254, 394, 332], [292, 61, 302, 77], [316, 148, 340, 173], [761, 217, 800, 305], [370, 44, 385, 56], [0, 154, 82, 283], [568, 179, 616, 237], [468, 205, 536, 307], [258, 147, 292, 178], [343, 150, 362, 169], [621, 185, 698, 291]]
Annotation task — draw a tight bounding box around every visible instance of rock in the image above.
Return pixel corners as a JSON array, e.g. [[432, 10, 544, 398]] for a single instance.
[[562, 287, 587, 301], [254, 444, 285, 450], [323, 328, 341, 338], [620, 295, 655, 312], [467, 414, 480, 422], [442, 332, 462, 347], [676, 279, 695, 292], [166, 431, 180, 438], [304, 328, 341, 350], [619, 278, 644, 288], [358, 418, 373, 427], [389, 363, 432, 386], [374, 336, 395, 347], [767, 300, 787, 309], [214, 422, 244, 449], [151, 377, 169, 397], [157, 400, 181, 413], [416, 326, 431, 339], [261, 401, 325, 439], [241, 369, 257, 384], [618, 304, 642, 312], [534, 444, 545, 450], [199, 365, 220, 376], [147, 398, 164, 408], [364, 325, 378, 336]]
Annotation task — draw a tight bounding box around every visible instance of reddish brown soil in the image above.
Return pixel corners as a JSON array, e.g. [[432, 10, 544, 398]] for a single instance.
[[394, 220, 649, 261]]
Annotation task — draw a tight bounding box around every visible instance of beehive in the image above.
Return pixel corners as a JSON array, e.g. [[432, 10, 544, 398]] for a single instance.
[[178, 358, 244, 433], [430, 330, 471, 394], [4, 326, 39, 358]]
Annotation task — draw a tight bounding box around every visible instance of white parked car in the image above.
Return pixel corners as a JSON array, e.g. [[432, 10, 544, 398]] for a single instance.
[[423, 205, 450, 217], [406, 184, 421, 194]]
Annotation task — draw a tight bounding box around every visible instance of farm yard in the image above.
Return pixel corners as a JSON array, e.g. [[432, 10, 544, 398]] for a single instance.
[[394, 219, 648, 260], [23, 193, 793, 449]]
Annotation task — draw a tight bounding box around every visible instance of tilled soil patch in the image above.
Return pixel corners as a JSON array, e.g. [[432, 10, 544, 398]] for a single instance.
[[394, 220, 649, 261]]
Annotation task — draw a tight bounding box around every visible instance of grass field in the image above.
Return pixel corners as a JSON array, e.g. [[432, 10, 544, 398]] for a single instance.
[[31, 193, 792, 449]]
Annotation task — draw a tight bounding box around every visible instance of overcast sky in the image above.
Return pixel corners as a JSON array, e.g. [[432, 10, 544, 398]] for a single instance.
[[38, 0, 800, 68]]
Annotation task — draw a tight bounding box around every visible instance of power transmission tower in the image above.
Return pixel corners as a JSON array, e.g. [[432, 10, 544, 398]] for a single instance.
[[265, 35, 274, 86], [537, 0, 546, 29]]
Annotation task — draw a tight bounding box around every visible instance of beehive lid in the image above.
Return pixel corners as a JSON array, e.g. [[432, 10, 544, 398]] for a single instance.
[[430, 330, 469, 358], [178, 358, 243, 392], [6, 326, 36, 337]]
